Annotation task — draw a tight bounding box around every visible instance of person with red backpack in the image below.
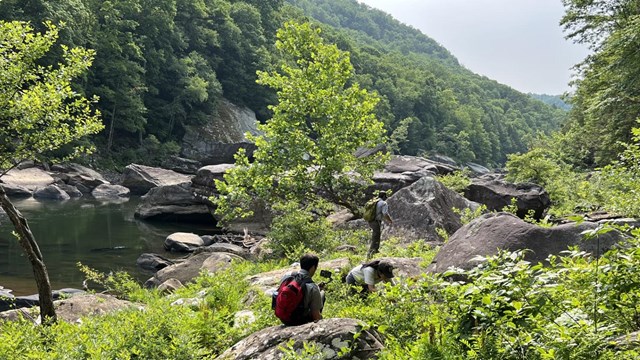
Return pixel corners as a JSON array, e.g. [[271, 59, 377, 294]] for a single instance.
[[273, 254, 324, 326]]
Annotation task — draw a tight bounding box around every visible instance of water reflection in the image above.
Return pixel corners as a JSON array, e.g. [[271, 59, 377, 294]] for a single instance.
[[0, 197, 219, 295]]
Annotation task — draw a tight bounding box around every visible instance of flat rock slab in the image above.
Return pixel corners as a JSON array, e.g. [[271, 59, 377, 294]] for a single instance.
[[0, 294, 140, 324], [1, 168, 54, 190]]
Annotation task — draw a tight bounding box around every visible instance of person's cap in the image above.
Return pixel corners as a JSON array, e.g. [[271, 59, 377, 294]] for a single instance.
[[379, 262, 394, 278]]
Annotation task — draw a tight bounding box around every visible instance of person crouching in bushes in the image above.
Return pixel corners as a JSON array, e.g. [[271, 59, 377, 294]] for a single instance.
[[345, 260, 395, 295]]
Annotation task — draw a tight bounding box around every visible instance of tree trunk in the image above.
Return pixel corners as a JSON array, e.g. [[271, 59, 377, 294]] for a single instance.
[[107, 102, 117, 153], [0, 186, 56, 324]]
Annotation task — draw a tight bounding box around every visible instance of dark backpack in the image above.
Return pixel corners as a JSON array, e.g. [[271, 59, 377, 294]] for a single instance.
[[273, 273, 313, 325], [363, 198, 379, 222]]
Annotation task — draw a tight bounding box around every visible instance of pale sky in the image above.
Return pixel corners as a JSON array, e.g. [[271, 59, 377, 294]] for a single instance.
[[358, 0, 590, 95]]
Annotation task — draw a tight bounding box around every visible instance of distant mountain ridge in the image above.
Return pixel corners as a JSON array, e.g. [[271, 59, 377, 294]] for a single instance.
[[528, 94, 571, 111], [286, 0, 567, 165]]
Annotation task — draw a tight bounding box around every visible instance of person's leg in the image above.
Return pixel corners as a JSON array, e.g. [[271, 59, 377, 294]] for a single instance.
[[367, 220, 381, 258], [346, 273, 358, 295]]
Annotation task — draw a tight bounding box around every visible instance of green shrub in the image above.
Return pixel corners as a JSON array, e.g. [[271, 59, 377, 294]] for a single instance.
[[435, 169, 471, 194], [268, 200, 338, 261]]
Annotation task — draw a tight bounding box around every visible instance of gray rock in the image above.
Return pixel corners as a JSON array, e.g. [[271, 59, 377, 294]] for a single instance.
[[136, 253, 174, 272], [162, 156, 202, 175], [428, 212, 628, 273], [157, 278, 184, 294], [201, 242, 250, 258], [57, 184, 83, 198], [121, 164, 192, 195], [33, 185, 70, 200], [464, 175, 551, 220], [181, 99, 260, 165], [149, 252, 243, 285], [134, 183, 215, 223], [428, 154, 458, 167], [91, 184, 130, 199], [464, 162, 491, 175], [51, 163, 106, 181], [0, 288, 85, 312], [0, 183, 32, 198], [1, 167, 54, 190], [191, 164, 235, 191], [215, 318, 384, 360], [164, 232, 205, 252], [385, 176, 480, 242]]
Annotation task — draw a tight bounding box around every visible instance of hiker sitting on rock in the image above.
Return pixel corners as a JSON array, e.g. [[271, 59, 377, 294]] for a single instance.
[[345, 260, 395, 294], [273, 253, 325, 326]]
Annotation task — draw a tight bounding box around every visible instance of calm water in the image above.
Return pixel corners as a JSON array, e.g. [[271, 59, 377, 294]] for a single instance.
[[0, 197, 219, 296]]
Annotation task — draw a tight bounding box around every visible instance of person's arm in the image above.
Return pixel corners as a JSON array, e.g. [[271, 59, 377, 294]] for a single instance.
[[308, 285, 323, 321], [366, 284, 376, 292], [381, 202, 393, 225]]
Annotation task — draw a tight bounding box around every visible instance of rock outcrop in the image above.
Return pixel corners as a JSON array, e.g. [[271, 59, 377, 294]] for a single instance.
[[136, 253, 174, 272], [215, 318, 384, 360], [181, 99, 261, 165], [464, 174, 551, 220], [428, 212, 628, 273], [385, 176, 481, 242], [0, 293, 139, 324], [134, 183, 215, 223], [145, 252, 243, 287], [33, 184, 70, 200], [164, 232, 211, 253], [120, 164, 192, 195]]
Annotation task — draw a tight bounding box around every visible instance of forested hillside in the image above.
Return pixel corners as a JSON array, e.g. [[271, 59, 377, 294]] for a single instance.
[[0, 0, 566, 167], [528, 94, 571, 111]]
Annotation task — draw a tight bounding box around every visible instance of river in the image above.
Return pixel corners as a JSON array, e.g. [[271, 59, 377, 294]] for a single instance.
[[0, 197, 219, 296]]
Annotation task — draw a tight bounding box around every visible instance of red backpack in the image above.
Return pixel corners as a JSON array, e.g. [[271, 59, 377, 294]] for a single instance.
[[273, 273, 312, 325]]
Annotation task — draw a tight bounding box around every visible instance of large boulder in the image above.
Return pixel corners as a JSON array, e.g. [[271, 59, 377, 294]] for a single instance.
[[136, 253, 174, 272], [1, 167, 54, 190], [121, 164, 193, 195], [215, 318, 384, 360], [191, 164, 235, 193], [0, 183, 32, 198], [0, 288, 85, 312], [164, 232, 209, 252], [201, 242, 250, 259], [464, 175, 551, 220], [428, 212, 628, 273], [384, 155, 457, 175], [53, 163, 108, 194], [162, 156, 202, 175], [134, 183, 215, 223], [181, 99, 261, 165], [368, 155, 458, 195], [385, 176, 481, 242], [146, 252, 243, 286], [0, 293, 139, 324], [91, 184, 130, 199], [33, 184, 71, 200]]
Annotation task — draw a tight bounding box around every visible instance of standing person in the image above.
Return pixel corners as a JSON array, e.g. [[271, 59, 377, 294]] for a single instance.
[[345, 260, 395, 294], [273, 253, 325, 326], [367, 191, 393, 258]]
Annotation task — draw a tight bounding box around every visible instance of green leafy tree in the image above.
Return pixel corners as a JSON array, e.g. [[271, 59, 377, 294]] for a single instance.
[[0, 21, 103, 324], [214, 21, 388, 227], [561, 0, 640, 165]]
